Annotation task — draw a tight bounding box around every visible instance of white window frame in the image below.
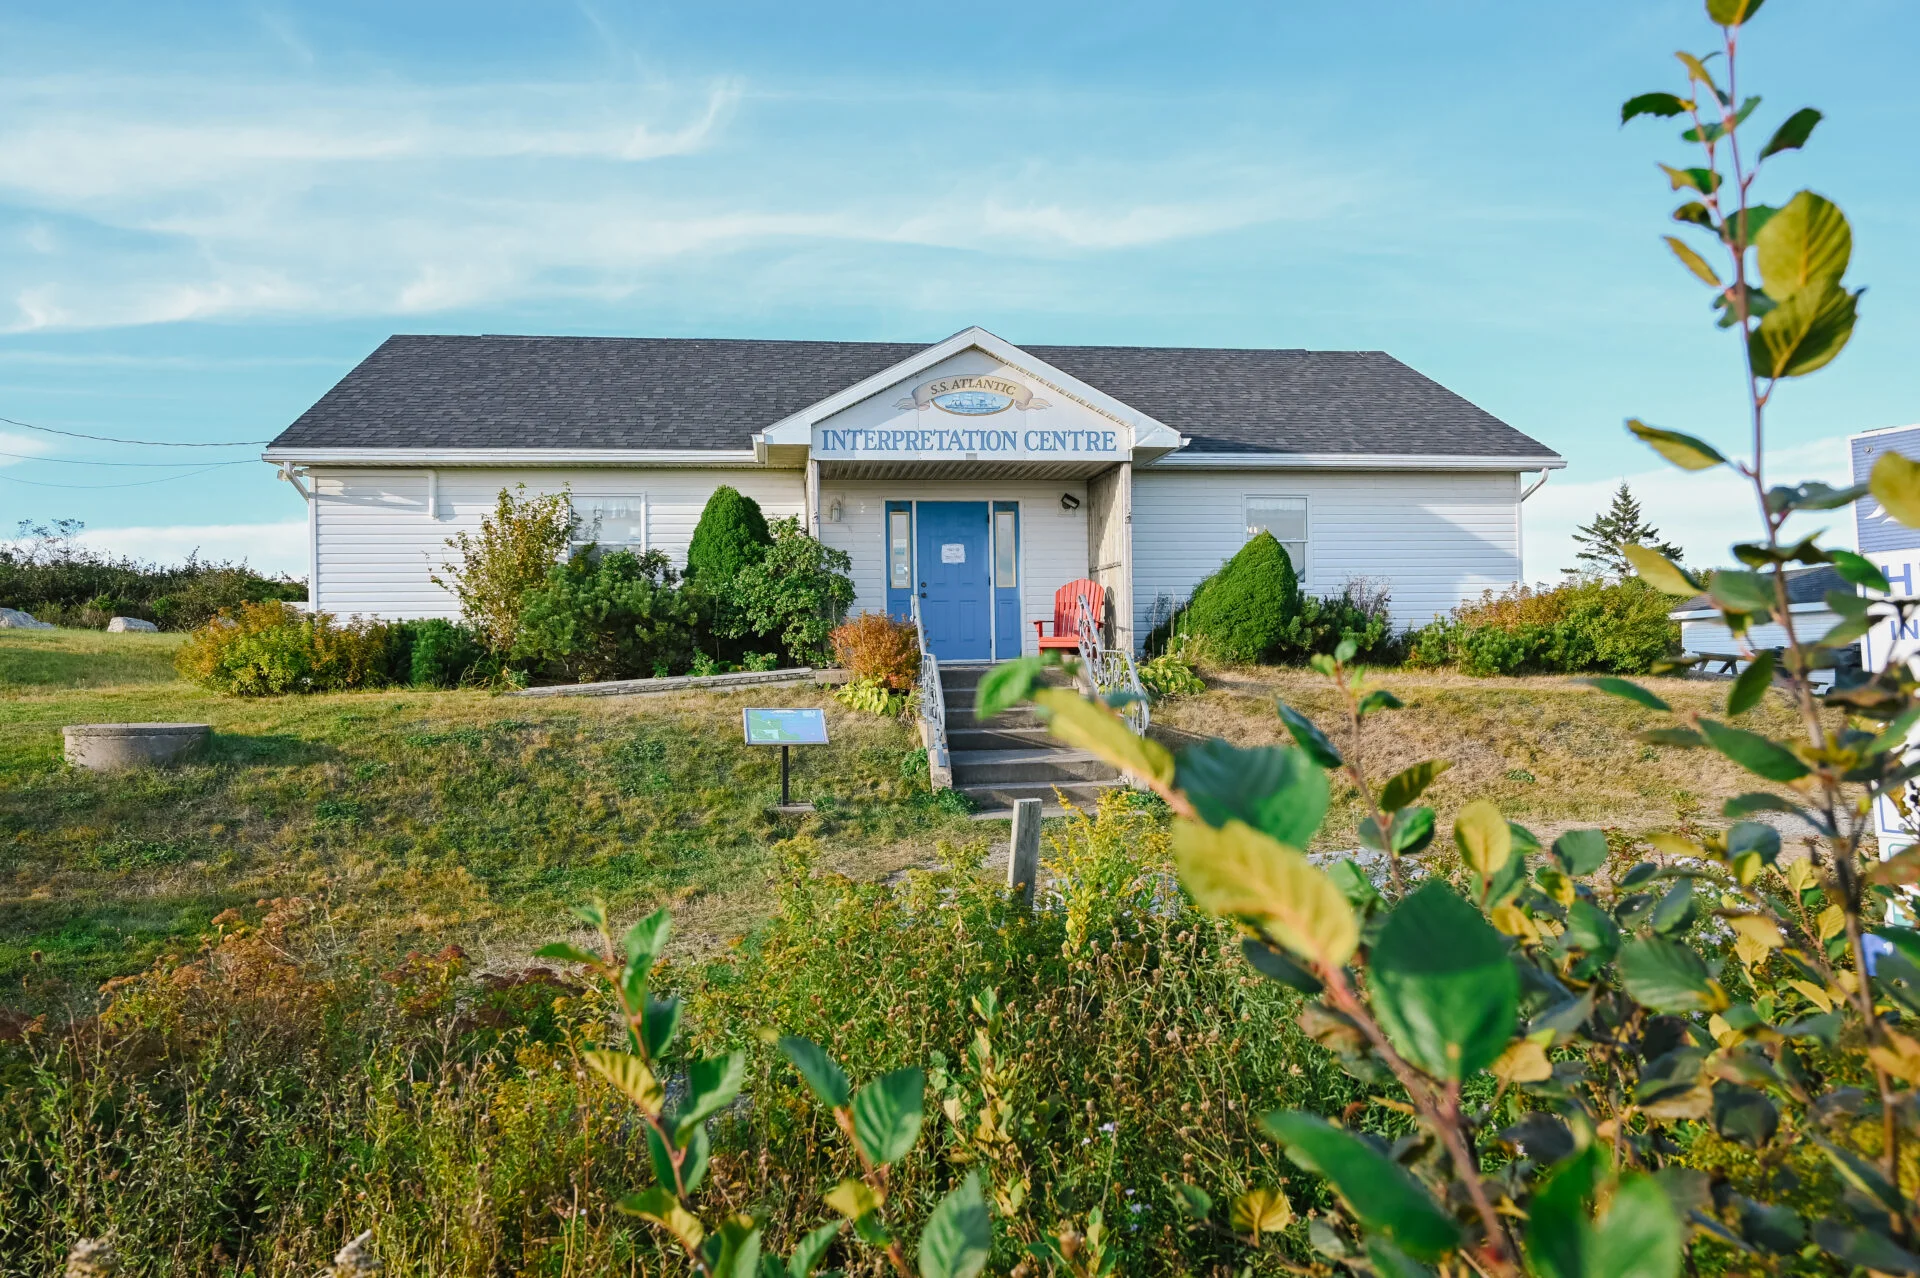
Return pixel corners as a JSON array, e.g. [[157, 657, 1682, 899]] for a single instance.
[[569, 493, 649, 558], [1243, 494, 1309, 586]]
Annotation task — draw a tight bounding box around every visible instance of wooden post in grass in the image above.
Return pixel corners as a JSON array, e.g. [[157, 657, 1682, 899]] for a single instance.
[[1008, 798, 1041, 908]]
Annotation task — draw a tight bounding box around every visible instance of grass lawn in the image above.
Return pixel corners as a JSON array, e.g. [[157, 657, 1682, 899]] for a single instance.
[[1, 629, 977, 1010], [1157, 666, 1813, 848]]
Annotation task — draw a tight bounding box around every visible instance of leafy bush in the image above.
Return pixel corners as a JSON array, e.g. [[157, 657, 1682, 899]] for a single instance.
[[1138, 650, 1205, 698], [1270, 579, 1402, 666], [729, 517, 856, 666], [0, 518, 305, 630], [175, 602, 403, 695], [1176, 532, 1299, 664], [432, 485, 576, 653], [511, 548, 697, 683], [1405, 577, 1678, 675], [831, 611, 921, 690], [398, 617, 488, 688], [685, 485, 772, 584], [834, 673, 907, 716]]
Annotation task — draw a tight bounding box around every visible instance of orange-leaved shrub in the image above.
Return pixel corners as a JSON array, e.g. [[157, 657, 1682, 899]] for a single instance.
[[829, 611, 920, 690]]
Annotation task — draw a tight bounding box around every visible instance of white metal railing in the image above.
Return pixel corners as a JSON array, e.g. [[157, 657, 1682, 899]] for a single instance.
[[1076, 595, 1149, 736], [910, 593, 951, 788]]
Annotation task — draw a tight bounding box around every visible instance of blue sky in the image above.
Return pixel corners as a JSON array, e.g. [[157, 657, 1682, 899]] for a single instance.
[[2, 0, 1915, 580]]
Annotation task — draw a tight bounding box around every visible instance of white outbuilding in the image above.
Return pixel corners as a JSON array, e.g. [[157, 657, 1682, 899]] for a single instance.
[[264, 326, 1564, 660]]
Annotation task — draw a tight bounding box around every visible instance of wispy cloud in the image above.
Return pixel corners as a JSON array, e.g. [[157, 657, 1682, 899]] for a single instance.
[[56, 520, 310, 575], [1524, 434, 1858, 580], [0, 430, 56, 467]]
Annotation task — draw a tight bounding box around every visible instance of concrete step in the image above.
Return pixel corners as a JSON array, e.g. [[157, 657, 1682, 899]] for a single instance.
[[935, 663, 1075, 693], [950, 747, 1119, 786], [945, 703, 1042, 731], [947, 725, 1056, 751], [961, 778, 1128, 815]]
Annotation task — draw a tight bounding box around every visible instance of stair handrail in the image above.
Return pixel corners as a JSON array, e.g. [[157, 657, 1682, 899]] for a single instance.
[[910, 594, 952, 789], [1075, 595, 1149, 736]]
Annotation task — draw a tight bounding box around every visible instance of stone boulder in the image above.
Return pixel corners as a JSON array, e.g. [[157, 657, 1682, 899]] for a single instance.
[[106, 616, 160, 633], [0, 607, 54, 630]]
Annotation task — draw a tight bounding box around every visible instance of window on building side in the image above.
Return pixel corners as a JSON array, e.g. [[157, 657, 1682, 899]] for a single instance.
[[889, 511, 913, 589], [571, 499, 646, 556], [994, 509, 1018, 588], [1245, 496, 1308, 582]]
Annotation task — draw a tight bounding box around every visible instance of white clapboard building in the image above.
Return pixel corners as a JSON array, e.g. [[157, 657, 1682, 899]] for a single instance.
[[264, 327, 1564, 660]]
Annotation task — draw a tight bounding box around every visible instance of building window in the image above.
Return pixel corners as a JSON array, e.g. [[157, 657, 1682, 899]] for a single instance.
[[889, 510, 913, 589], [994, 508, 1018, 588], [571, 499, 646, 556], [1245, 496, 1308, 581]]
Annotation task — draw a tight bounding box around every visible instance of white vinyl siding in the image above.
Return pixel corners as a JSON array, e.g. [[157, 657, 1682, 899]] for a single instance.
[[1131, 468, 1524, 635], [815, 480, 1090, 657], [309, 467, 803, 620]]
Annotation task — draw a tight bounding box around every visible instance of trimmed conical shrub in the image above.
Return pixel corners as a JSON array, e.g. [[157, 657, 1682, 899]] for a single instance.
[[685, 486, 772, 583], [1179, 532, 1299, 664]]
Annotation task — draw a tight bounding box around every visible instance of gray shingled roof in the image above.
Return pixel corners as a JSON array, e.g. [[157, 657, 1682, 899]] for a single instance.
[[268, 334, 1559, 459], [1672, 563, 1848, 616]]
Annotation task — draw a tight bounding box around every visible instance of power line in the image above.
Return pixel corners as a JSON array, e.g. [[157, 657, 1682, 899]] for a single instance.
[[0, 449, 258, 468], [0, 414, 271, 448], [0, 463, 244, 490]]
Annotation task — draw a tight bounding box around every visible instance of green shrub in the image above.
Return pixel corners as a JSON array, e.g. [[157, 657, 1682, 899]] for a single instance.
[[1404, 576, 1677, 675], [1138, 650, 1204, 697], [0, 519, 305, 630], [1177, 531, 1298, 664], [684, 485, 772, 584], [511, 548, 697, 683], [431, 485, 576, 654], [399, 618, 488, 687], [1270, 581, 1402, 665], [833, 673, 907, 715], [729, 517, 855, 666], [175, 602, 403, 695]]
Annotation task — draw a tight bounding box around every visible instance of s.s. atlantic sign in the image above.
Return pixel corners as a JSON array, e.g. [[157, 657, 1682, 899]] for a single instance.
[[813, 373, 1125, 460]]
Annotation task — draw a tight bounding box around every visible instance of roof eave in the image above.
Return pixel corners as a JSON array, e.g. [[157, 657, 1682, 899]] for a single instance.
[[261, 447, 770, 468]]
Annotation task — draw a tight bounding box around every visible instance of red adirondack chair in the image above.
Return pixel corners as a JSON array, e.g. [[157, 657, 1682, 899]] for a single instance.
[[1034, 578, 1105, 652]]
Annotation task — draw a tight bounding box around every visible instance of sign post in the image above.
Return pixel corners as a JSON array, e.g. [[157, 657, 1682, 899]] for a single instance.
[[742, 707, 830, 812]]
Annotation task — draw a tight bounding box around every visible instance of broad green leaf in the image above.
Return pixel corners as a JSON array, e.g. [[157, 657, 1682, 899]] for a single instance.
[[1712, 1082, 1779, 1147], [1262, 1111, 1462, 1260], [1696, 718, 1809, 782], [1765, 479, 1867, 512], [1334, 636, 1360, 664], [1748, 278, 1859, 380], [824, 1178, 884, 1221], [1552, 828, 1610, 877], [1722, 203, 1777, 248], [1872, 451, 1920, 528], [1368, 883, 1518, 1080], [709, 1214, 762, 1278], [1642, 726, 1707, 748], [1759, 106, 1821, 159], [1357, 688, 1403, 718], [1728, 820, 1781, 865], [1671, 201, 1714, 232], [571, 898, 609, 931], [786, 1221, 842, 1278], [1659, 163, 1720, 195], [1809, 1136, 1905, 1215], [1389, 806, 1437, 855], [1276, 701, 1343, 768], [1622, 91, 1689, 123], [852, 1067, 924, 1167], [1379, 759, 1452, 812], [617, 1186, 707, 1255], [1619, 937, 1724, 1014], [1591, 1175, 1684, 1278], [1367, 1239, 1437, 1278], [1033, 687, 1175, 785], [1172, 819, 1358, 968], [1869, 704, 1920, 755], [624, 907, 671, 970], [1175, 739, 1329, 848], [1566, 898, 1620, 960], [1176, 1183, 1214, 1221], [974, 656, 1046, 719], [1526, 1144, 1607, 1278], [533, 941, 601, 966], [1453, 799, 1511, 876], [1727, 650, 1775, 715], [643, 994, 682, 1059], [1829, 548, 1890, 593], [1578, 676, 1670, 711], [1628, 418, 1725, 471], [1663, 235, 1722, 286], [918, 1172, 990, 1278], [1709, 570, 1776, 615], [584, 1049, 665, 1116], [1681, 94, 1760, 143], [1242, 937, 1323, 994], [1706, 0, 1765, 25], [1622, 544, 1702, 596], [1328, 858, 1383, 915], [647, 1120, 710, 1194], [1755, 190, 1850, 300], [676, 1052, 747, 1145], [778, 1035, 851, 1110], [1723, 791, 1801, 819], [1812, 1222, 1920, 1275]]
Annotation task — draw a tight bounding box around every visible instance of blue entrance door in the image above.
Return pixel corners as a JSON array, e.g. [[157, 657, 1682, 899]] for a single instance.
[[915, 502, 992, 661]]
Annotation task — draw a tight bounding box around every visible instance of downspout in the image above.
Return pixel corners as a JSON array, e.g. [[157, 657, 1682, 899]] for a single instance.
[[275, 463, 315, 610], [1520, 468, 1551, 501]]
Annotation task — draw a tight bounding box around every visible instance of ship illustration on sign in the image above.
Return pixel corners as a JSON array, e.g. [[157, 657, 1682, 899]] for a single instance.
[[895, 374, 1051, 416]]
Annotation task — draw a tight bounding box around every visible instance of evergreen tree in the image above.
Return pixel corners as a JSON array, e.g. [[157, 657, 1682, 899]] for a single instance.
[[685, 486, 772, 583], [1568, 482, 1684, 576]]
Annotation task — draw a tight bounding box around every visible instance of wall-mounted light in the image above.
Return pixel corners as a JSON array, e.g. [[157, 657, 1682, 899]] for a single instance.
[[1059, 493, 1081, 512], [826, 498, 844, 523]]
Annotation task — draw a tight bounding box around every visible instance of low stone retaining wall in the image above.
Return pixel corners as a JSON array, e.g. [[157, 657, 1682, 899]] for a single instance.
[[64, 723, 211, 771], [509, 666, 832, 699]]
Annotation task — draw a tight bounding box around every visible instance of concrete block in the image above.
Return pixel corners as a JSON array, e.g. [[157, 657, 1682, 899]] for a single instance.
[[64, 723, 211, 771]]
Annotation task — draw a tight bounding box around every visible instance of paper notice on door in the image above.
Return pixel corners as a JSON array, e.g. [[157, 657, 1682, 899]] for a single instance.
[[941, 543, 966, 563]]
